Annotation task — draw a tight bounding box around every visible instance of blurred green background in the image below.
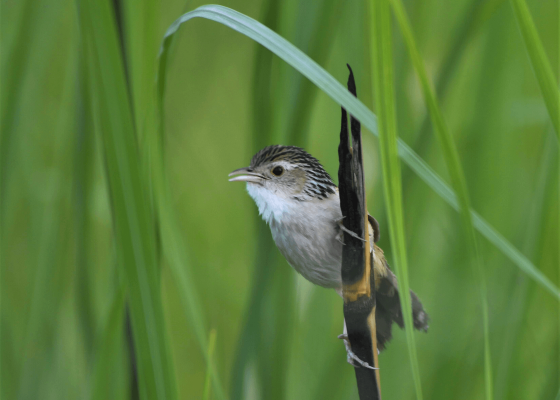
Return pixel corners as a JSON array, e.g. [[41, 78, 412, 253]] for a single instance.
[[1, 0, 558, 399]]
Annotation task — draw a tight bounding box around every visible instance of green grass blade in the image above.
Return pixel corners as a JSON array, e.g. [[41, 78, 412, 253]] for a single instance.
[[389, 0, 494, 398], [510, 0, 559, 137], [77, 0, 177, 399], [122, 0, 159, 141], [0, 0, 36, 205], [157, 5, 560, 302], [74, 52, 96, 360], [202, 329, 217, 400], [90, 283, 127, 400], [369, 0, 422, 398]]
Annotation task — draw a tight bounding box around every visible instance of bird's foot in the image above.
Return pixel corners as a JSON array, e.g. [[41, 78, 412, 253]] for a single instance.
[[335, 217, 367, 243], [337, 333, 377, 369]]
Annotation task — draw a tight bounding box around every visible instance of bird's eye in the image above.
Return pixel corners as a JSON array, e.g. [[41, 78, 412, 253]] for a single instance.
[[272, 166, 284, 176]]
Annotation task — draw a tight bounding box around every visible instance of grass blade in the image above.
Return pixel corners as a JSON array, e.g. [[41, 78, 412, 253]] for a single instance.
[[77, 0, 177, 399], [510, 0, 559, 137], [90, 283, 127, 400], [122, 0, 159, 136], [202, 329, 218, 400], [157, 4, 559, 301], [388, 0, 494, 398], [74, 47, 96, 361], [369, 0, 422, 397], [0, 0, 36, 206]]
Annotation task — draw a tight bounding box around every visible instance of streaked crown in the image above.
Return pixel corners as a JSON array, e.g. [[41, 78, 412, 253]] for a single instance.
[[251, 145, 336, 200]]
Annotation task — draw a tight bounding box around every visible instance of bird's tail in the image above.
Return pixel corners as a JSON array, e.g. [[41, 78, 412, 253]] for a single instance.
[[374, 258, 429, 351]]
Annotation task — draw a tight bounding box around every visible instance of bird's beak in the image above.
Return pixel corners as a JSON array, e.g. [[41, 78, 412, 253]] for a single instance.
[[228, 167, 266, 183]]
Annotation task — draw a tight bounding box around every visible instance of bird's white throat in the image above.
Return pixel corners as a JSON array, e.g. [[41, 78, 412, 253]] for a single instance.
[[246, 182, 297, 224]]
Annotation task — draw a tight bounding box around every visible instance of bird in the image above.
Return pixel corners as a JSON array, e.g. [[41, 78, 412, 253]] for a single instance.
[[229, 144, 428, 368]]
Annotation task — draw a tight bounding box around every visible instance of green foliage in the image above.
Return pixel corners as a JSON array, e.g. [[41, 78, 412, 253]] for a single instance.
[[510, 0, 559, 136], [1, 1, 558, 400], [369, 0, 423, 398], [159, 5, 559, 300], [77, 0, 178, 399], [388, 0, 493, 397]]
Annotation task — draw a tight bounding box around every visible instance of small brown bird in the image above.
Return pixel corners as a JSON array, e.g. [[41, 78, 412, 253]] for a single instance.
[[229, 145, 428, 368]]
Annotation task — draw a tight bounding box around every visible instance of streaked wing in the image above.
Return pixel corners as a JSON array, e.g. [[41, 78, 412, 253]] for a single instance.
[[367, 214, 430, 351]]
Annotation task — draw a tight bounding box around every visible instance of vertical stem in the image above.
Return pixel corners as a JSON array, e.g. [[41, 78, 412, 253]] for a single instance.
[[339, 66, 381, 400]]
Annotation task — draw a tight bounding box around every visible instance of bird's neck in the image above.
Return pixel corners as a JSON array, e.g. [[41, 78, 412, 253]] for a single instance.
[[246, 183, 340, 225]]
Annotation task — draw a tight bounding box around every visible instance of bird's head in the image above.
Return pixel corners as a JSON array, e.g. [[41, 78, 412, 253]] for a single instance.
[[229, 145, 336, 221]]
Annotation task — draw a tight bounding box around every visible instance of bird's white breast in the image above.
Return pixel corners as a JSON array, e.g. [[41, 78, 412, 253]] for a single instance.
[[247, 183, 344, 288]]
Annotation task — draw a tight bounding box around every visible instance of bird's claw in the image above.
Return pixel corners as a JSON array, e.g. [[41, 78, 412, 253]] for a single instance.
[[336, 233, 345, 245], [338, 333, 377, 370], [335, 216, 367, 242]]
